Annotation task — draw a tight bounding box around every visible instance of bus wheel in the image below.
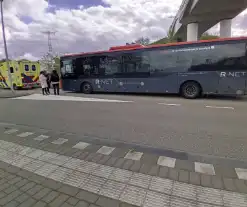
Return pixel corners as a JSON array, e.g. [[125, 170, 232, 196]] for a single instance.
[[181, 81, 201, 99], [81, 82, 93, 94]]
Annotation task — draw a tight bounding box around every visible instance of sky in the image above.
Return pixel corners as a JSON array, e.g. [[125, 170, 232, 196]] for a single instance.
[[0, 0, 247, 60]]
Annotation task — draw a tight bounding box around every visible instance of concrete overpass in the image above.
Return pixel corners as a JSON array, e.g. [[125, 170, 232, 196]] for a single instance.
[[171, 0, 247, 41]]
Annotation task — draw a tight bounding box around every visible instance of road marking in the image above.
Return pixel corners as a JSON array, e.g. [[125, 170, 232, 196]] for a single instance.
[[0, 140, 245, 206], [51, 138, 68, 145], [235, 168, 247, 180], [34, 135, 49, 141], [158, 103, 181, 106], [13, 94, 133, 103], [17, 132, 34, 138], [195, 162, 215, 175], [157, 156, 176, 168], [4, 129, 18, 134], [72, 142, 90, 150], [124, 150, 143, 161], [205, 106, 234, 110], [97, 146, 115, 155]]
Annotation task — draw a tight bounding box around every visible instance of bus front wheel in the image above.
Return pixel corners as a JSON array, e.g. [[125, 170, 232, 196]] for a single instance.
[[181, 81, 201, 99], [81, 82, 93, 94]]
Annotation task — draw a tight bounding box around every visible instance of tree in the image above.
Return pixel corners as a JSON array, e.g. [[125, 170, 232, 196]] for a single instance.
[[134, 37, 150, 45], [200, 32, 219, 40]]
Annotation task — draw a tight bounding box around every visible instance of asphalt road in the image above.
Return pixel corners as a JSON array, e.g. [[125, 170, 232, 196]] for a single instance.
[[0, 92, 247, 164]]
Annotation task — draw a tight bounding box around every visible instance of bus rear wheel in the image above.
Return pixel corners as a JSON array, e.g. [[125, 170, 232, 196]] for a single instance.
[[81, 82, 93, 94], [181, 81, 201, 99]]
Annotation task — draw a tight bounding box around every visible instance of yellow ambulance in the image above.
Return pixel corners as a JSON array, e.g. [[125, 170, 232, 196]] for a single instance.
[[0, 60, 40, 89]]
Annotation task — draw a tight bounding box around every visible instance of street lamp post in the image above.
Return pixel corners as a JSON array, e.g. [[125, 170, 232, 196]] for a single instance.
[[0, 0, 14, 92]]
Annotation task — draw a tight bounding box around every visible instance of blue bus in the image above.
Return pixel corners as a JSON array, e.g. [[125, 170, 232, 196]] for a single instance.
[[60, 37, 247, 99]]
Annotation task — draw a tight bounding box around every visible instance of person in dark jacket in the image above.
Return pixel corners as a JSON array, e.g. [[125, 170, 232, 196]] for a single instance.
[[50, 70, 60, 95]]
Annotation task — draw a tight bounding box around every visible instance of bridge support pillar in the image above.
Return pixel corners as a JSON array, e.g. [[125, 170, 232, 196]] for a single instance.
[[220, 19, 232, 38], [187, 23, 198, 41]]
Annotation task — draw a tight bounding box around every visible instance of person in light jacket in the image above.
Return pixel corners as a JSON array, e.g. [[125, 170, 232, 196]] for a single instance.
[[50, 70, 60, 95], [39, 71, 49, 95]]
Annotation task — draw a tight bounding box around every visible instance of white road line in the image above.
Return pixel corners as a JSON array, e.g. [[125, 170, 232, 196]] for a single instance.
[[235, 168, 247, 180], [195, 162, 215, 175], [158, 103, 181, 106], [17, 132, 34, 138], [124, 150, 143, 161], [34, 135, 50, 141], [51, 138, 68, 145], [72, 142, 91, 150], [157, 156, 176, 168], [205, 106, 234, 110], [97, 146, 115, 155], [4, 129, 18, 134]]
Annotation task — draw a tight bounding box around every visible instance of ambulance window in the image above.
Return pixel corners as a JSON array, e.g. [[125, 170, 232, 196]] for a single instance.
[[32, 65, 36, 71], [25, 65, 29, 71], [10, 67, 14, 73]]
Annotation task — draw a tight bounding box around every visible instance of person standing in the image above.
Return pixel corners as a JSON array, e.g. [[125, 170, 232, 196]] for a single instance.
[[44, 71, 51, 94], [50, 70, 60, 95], [39, 71, 49, 95]]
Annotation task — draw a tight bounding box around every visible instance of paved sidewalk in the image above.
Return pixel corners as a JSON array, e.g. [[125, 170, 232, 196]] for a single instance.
[[0, 132, 246, 206]]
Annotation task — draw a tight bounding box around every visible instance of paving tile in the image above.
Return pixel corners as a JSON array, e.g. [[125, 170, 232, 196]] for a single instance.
[[143, 191, 170, 207], [25, 149, 46, 159], [197, 186, 223, 205], [189, 171, 201, 185], [67, 197, 79, 205], [120, 185, 147, 206], [235, 179, 247, 193], [23, 160, 46, 172], [172, 181, 197, 201], [92, 165, 115, 179], [99, 180, 126, 200], [34, 163, 58, 177], [20, 181, 36, 191], [47, 167, 73, 182], [147, 165, 159, 176], [211, 175, 224, 190], [96, 196, 120, 207], [96, 155, 110, 165], [42, 191, 59, 203], [139, 164, 151, 174], [85, 153, 98, 162], [4, 200, 19, 207], [63, 171, 88, 188], [157, 156, 176, 168], [0, 190, 22, 205], [76, 190, 99, 203], [58, 185, 80, 196], [33, 187, 52, 200], [129, 173, 151, 188], [214, 165, 238, 179], [97, 146, 115, 155], [42, 179, 63, 190], [124, 151, 143, 161], [114, 158, 126, 168], [82, 175, 107, 194], [49, 193, 69, 207], [170, 197, 197, 207], [222, 190, 247, 207], [122, 160, 134, 170], [158, 166, 169, 178], [76, 161, 99, 174], [4, 129, 18, 134], [72, 142, 91, 150], [52, 138, 68, 145], [178, 169, 189, 183], [91, 154, 103, 163], [235, 168, 247, 180], [110, 148, 129, 158], [63, 158, 84, 169], [4, 185, 18, 194], [105, 157, 118, 167], [109, 168, 133, 183], [175, 159, 194, 171], [168, 168, 179, 181], [33, 201, 47, 207], [201, 174, 212, 188], [223, 178, 237, 191], [76, 200, 90, 207], [149, 177, 173, 194], [47, 154, 72, 166]]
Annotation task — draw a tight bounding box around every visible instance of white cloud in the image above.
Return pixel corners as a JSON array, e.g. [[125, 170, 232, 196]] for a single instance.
[[0, 0, 247, 60]]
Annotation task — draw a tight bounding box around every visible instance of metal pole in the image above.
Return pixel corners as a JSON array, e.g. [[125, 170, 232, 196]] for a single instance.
[[0, 0, 14, 92]]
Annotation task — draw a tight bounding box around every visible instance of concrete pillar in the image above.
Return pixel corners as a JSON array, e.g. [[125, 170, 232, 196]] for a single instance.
[[187, 23, 198, 41], [220, 19, 232, 38]]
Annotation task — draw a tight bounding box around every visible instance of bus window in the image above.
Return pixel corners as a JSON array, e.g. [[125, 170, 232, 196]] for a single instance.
[[10, 67, 14, 73], [25, 65, 29, 71], [32, 65, 36, 71]]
